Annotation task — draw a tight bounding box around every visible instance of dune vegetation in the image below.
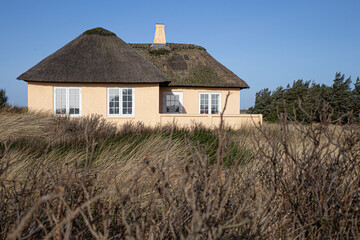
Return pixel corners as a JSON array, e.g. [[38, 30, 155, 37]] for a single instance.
[[0, 108, 359, 239]]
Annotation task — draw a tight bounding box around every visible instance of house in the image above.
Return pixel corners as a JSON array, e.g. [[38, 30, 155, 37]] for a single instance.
[[17, 25, 262, 129]]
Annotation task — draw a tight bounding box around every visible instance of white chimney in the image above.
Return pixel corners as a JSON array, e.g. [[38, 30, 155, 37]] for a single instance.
[[153, 24, 166, 46]]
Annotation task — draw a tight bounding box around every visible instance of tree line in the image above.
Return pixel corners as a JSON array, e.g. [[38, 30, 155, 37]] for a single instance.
[[249, 73, 360, 122]]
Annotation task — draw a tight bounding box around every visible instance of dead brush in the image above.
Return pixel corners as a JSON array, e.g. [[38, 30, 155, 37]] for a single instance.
[[252, 103, 360, 239], [0, 101, 360, 239]]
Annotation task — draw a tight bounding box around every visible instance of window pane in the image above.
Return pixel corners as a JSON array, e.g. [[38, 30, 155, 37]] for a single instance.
[[211, 94, 220, 114], [109, 89, 117, 95], [122, 88, 133, 115], [109, 88, 120, 115], [200, 94, 209, 114], [55, 88, 66, 114], [69, 89, 80, 115], [164, 93, 181, 113]]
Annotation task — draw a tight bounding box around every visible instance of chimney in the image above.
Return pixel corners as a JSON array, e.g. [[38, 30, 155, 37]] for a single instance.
[[153, 24, 166, 46]]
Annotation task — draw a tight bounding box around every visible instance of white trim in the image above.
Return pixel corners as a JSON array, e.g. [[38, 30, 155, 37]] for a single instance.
[[198, 92, 221, 114], [107, 87, 135, 117], [54, 87, 82, 117], [162, 91, 183, 113]]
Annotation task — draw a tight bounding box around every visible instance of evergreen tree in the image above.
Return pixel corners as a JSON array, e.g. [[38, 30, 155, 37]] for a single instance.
[[249, 88, 274, 120], [353, 77, 360, 118], [328, 73, 353, 120], [0, 89, 7, 109], [249, 73, 359, 122]]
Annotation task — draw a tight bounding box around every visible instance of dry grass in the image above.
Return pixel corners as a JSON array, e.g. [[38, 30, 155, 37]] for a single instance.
[[0, 110, 359, 239]]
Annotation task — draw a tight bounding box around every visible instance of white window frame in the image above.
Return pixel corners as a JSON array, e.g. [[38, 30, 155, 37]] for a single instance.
[[53, 87, 82, 117], [198, 92, 221, 114], [107, 87, 135, 117], [163, 91, 183, 113]]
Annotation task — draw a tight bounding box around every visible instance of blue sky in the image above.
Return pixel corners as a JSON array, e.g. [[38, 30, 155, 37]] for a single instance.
[[0, 0, 359, 109]]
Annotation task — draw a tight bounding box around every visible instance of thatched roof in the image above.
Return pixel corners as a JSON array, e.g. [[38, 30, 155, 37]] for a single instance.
[[130, 43, 249, 89], [17, 28, 170, 84]]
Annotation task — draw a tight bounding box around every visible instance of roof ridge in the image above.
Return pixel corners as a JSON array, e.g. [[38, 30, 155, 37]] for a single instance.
[[129, 43, 206, 51], [83, 27, 116, 37]]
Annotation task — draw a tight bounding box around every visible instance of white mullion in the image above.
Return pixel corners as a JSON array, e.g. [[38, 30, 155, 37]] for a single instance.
[[211, 93, 215, 114], [208, 93, 211, 114], [119, 88, 122, 116], [107, 88, 110, 116], [66, 88, 69, 115], [207, 93, 210, 114]]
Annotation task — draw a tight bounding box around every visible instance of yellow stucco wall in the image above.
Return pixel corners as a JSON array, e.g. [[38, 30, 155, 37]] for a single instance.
[[28, 82, 260, 129], [28, 82, 160, 126], [159, 87, 240, 114], [159, 114, 262, 128], [28, 82, 53, 112]]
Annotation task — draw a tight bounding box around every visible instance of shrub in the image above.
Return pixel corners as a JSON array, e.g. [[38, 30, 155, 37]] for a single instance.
[[1, 110, 359, 239]]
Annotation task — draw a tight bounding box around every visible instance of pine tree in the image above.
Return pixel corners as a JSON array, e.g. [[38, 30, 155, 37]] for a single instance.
[[0, 89, 7, 109], [250, 88, 272, 116], [353, 77, 360, 119], [249, 73, 359, 122], [329, 73, 353, 120]]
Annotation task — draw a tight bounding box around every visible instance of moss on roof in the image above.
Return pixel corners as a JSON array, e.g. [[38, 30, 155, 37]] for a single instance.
[[130, 43, 249, 88], [130, 43, 206, 51], [83, 27, 116, 37], [181, 64, 222, 85], [18, 27, 248, 88]]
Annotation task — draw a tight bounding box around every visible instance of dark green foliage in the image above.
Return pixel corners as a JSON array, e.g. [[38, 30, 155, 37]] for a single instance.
[[0, 89, 7, 109], [249, 73, 360, 122], [148, 46, 171, 56], [328, 73, 354, 120], [248, 88, 274, 121], [353, 77, 360, 118], [83, 27, 116, 36]]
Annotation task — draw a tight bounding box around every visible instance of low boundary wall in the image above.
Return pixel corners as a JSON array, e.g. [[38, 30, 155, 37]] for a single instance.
[[159, 114, 263, 129]]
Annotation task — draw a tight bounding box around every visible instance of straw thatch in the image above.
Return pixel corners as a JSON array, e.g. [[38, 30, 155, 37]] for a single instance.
[[130, 43, 249, 89], [18, 27, 249, 89], [17, 28, 170, 84]]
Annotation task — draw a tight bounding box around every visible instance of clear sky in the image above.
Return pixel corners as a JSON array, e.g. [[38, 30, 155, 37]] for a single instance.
[[0, 0, 359, 109]]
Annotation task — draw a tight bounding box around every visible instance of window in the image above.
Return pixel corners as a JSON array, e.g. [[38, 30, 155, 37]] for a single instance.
[[107, 88, 134, 116], [199, 93, 221, 114], [163, 92, 183, 113], [54, 87, 81, 116]]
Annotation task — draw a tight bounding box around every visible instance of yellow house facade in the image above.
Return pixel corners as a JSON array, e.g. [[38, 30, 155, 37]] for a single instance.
[[19, 26, 262, 129]]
